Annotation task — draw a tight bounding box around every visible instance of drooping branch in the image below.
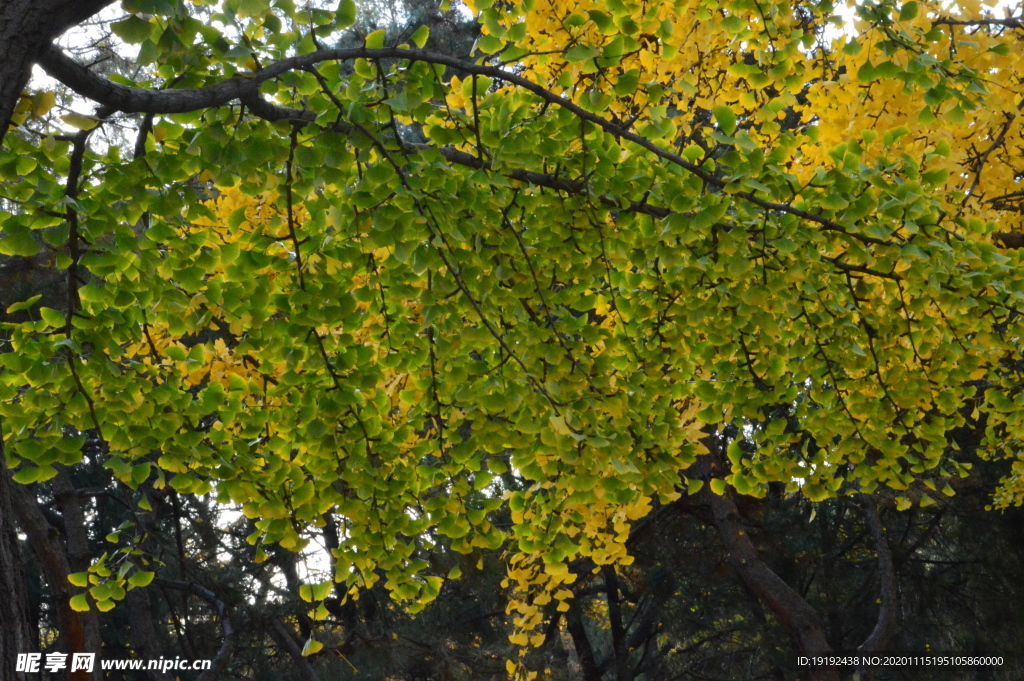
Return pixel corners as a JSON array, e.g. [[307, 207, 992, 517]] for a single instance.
[[37, 45, 871, 240]]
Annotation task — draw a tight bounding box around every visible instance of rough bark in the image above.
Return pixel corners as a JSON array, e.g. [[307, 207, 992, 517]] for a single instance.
[[0, 441, 34, 681], [0, 1, 54, 146], [708, 488, 839, 681], [0, 0, 114, 146]]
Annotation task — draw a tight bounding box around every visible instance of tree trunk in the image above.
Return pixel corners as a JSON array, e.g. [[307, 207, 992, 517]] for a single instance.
[[695, 436, 840, 681], [9, 478, 97, 681], [0, 450, 34, 681], [52, 468, 104, 681], [0, 1, 47, 145], [565, 599, 604, 681], [0, 0, 114, 146], [708, 489, 840, 681], [127, 589, 174, 681]]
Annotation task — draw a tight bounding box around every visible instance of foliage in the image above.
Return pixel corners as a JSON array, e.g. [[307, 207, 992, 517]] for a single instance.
[[12, 445, 1024, 681], [3, 0, 1024, 674]]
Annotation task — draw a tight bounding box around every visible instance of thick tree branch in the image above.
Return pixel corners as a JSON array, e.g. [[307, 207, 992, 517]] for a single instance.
[[39, 47, 263, 114], [50, 0, 118, 31], [0, 0, 115, 145], [44, 49, 671, 220], [707, 488, 837, 669], [993, 232, 1024, 249], [931, 17, 1023, 29], [38, 45, 868, 239], [693, 438, 838, 681]]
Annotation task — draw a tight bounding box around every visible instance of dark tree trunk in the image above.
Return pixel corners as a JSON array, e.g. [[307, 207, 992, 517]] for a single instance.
[[708, 489, 840, 681], [0, 453, 34, 681], [9, 479, 98, 681], [0, 1, 48, 145], [127, 589, 174, 681], [694, 436, 840, 681], [52, 469, 104, 681], [565, 599, 604, 681], [0, 0, 114, 147]]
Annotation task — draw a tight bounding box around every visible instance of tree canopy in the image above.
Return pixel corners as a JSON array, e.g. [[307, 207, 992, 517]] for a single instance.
[[3, 0, 1024, 679]]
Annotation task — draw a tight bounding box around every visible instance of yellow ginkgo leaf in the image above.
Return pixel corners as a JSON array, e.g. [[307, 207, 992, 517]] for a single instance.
[[301, 637, 324, 657]]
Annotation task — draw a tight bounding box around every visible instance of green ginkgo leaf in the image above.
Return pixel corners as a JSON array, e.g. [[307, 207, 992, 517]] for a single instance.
[[337, 0, 357, 27], [712, 105, 736, 135], [365, 29, 385, 49], [301, 637, 324, 657], [410, 25, 429, 49]]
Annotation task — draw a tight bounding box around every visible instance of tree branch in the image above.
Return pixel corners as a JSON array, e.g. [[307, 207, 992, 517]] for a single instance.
[[992, 232, 1024, 249], [37, 45, 869, 239], [931, 17, 1023, 29], [267, 617, 322, 681], [693, 437, 838, 681], [856, 494, 896, 679]]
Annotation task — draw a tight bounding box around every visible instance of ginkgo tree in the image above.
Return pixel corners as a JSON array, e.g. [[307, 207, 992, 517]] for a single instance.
[[3, 0, 1024, 677]]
